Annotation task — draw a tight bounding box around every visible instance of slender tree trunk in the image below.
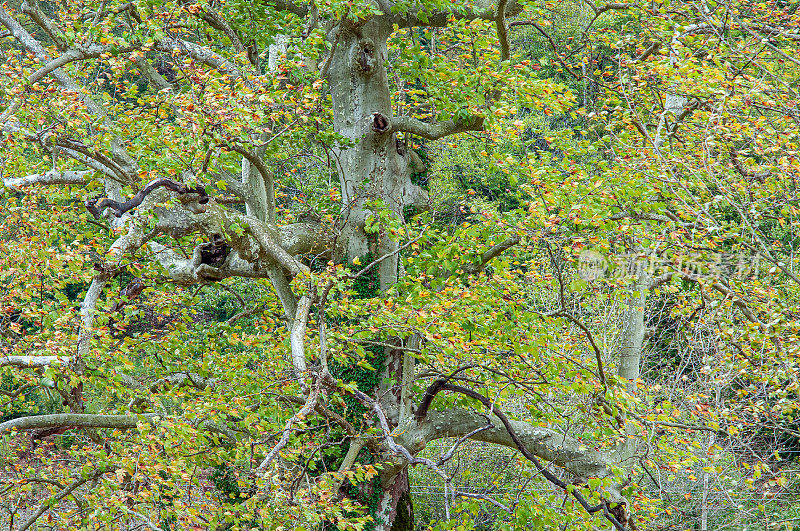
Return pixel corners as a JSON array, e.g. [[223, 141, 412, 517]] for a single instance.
[[616, 259, 649, 464]]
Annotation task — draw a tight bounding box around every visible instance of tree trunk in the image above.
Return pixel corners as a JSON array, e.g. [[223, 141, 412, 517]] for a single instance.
[[327, 16, 423, 529], [377, 469, 414, 531], [615, 259, 649, 465]]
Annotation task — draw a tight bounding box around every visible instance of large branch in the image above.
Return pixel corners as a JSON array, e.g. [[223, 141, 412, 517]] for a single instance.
[[154, 37, 246, 80], [29, 44, 138, 83], [262, 0, 310, 17], [388, 114, 485, 140], [77, 217, 149, 358], [403, 403, 627, 529], [18, 467, 113, 531], [0, 5, 138, 179], [0, 355, 71, 369], [150, 215, 326, 284], [0, 413, 156, 436], [289, 294, 314, 394], [3, 170, 90, 189], [462, 235, 520, 274], [255, 382, 320, 475], [408, 407, 611, 480], [230, 144, 276, 223], [20, 0, 68, 51], [150, 197, 314, 276], [496, 0, 510, 62]]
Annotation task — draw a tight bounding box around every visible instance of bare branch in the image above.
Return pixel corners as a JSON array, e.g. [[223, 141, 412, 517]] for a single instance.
[[553, 311, 608, 390], [3, 170, 90, 189], [0, 355, 71, 369], [456, 491, 511, 512], [463, 235, 521, 274], [229, 144, 276, 223], [194, 5, 245, 52], [409, 384, 627, 529], [21, 0, 68, 50], [276, 394, 363, 441], [738, 19, 800, 66], [582, 0, 633, 15], [509, 20, 579, 79], [749, 23, 800, 41], [155, 37, 246, 80], [349, 229, 428, 280], [637, 41, 662, 62], [85, 178, 209, 219], [18, 467, 114, 531], [255, 382, 320, 475], [263, 0, 310, 17], [150, 373, 217, 393], [290, 294, 314, 387], [0, 5, 138, 177], [28, 44, 137, 83], [397, 0, 523, 28], [0, 413, 156, 436], [247, 220, 310, 277]]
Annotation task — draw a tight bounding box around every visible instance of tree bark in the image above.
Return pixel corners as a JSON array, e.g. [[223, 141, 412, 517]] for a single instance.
[[327, 14, 425, 526], [615, 260, 649, 465]]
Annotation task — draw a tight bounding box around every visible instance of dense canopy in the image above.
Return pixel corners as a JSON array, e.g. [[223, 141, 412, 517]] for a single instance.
[[2, 0, 800, 530]]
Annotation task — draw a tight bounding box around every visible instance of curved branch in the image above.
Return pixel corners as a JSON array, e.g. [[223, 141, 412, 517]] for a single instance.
[[230, 144, 275, 223], [150, 372, 217, 393], [495, 0, 510, 62], [508, 20, 579, 79], [255, 382, 320, 475], [0, 5, 138, 176], [398, 0, 523, 28], [290, 294, 313, 387], [552, 311, 608, 390], [150, 219, 328, 285], [263, 0, 310, 17], [583, 0, 633, 15], [21, 0, 68, 51], [18, 467, 114, 531], [462, 235, 520, 274], [28, 44, 137, 83], [407, 388, 627, 529], [86, 178, 208, 219], [389, 114, 485, 140], [154, 37, 246, 80], [247, 220, 310, 276]]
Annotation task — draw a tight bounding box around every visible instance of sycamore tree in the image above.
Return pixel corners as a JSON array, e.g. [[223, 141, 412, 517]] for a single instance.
[[2, 0, 800, 530], [0, 1, 635, 529]]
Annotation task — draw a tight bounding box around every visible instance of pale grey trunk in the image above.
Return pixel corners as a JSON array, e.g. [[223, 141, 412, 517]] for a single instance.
[[327, 17, 421, 530], [268, 34, 289, 71], [241, 146, 272, 224], [328, 20, 421, 288], [615, 260, 649, 464]]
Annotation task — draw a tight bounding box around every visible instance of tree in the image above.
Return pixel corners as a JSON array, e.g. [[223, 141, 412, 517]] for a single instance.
[[2, 0, 800, 530]]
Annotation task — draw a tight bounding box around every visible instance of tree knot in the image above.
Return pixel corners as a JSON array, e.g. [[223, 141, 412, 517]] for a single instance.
[[353, 38, 376, 74], [371, 112, 390, 134]]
